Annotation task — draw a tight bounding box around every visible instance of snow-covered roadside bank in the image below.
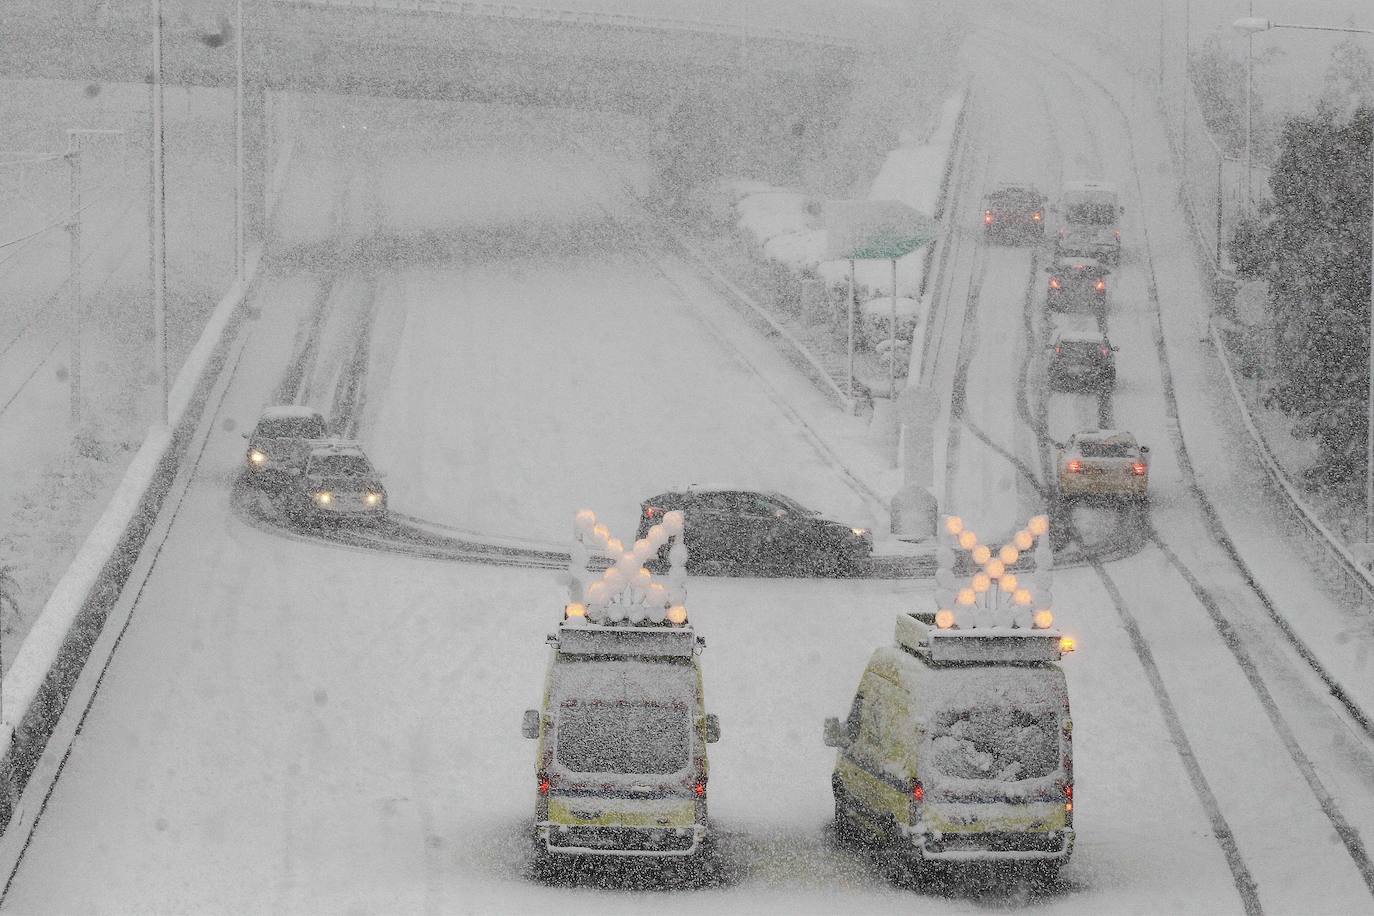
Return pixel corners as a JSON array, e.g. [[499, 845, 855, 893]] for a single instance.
[[0, 86, 298, 828]]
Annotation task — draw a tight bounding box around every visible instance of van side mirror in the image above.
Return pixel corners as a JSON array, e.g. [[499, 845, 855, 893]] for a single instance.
[[1140, 445, 1150, 453], [823, 716, 850, 749], [521, 709, 540, 739], [705, 713, 721, 744]]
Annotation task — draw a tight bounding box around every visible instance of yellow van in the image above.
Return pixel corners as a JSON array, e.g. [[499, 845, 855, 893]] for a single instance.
[[523, 619, 720, 866], [824, 611, 1073, 882]]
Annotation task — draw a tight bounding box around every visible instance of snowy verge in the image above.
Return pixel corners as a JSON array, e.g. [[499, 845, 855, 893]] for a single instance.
[[0, 131, 298, 798], [729, 92, 965, 297], [1208, 326, 1374, 602]]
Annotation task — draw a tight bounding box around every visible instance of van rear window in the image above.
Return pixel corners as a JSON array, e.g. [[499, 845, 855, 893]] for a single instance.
[[929, 706, 1058, 782], [555, 700, 689, 775]]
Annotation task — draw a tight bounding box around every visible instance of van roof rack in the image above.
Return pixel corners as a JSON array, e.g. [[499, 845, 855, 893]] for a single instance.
[[896, 612, 1066, 664]]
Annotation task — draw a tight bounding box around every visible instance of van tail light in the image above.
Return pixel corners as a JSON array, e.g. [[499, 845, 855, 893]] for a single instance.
[[1048, 277, 1061, 290], [1131, 462, 1147, 476], [1032, 210, 1042, 221], [1114, 229, 1121, 240], [694, 781, 706, 798], [538, 774, 551, 796], [984, 210, 993, 224], [1094, 278, 1106, 292], [1055, 345, 1062, 356], [1064, 783, 1073, 814], [911, 780, 925, 803], [644, 506, 662, 519], [1067, 459, 1083, 473]]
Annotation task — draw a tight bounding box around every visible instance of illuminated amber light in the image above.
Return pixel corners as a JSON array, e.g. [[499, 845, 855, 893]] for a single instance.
[[1014, 530, 1034, 550], [957, 588, 977, 606], [999, 545, 1019, 565], [1028, 515, 1049, 536], [1059, 636, 1076, 653], [972, 573, 990, 593], [592, 523, 610, 541], [564, 603, 587, 618], [935, 609, 956, 629], [665, 605, 688, 625], [944, 516, 964, 535], [984, 558, 1005, 579], [1033, 610, 1054, 629], [999, 573, 1018, 593], [958, 530, 978, 550], [1013, 588, 1033, 606], [972, 544, 991, 565]]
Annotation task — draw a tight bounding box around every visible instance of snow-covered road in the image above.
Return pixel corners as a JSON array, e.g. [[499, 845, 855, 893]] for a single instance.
[[6, 6, 1374, 914]]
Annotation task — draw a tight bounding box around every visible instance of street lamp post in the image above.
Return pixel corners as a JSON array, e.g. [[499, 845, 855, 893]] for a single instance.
[[151, 0, 168, 429], [1233, 16, 1374, 540]]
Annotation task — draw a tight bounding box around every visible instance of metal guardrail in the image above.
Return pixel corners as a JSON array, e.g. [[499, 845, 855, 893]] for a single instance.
[[1210, 326, 1374, 610], [269, 0, 858, 49]]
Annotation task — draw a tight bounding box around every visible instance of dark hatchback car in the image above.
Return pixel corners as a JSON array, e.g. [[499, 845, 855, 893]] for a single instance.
[[284, 442, 388, 526], [1046, 257, 1108, 314], [1048, 331, 1117, 392], [982, 183, 1047, 242], [243, 405, 329, 488], [637, 488, 873, 577]]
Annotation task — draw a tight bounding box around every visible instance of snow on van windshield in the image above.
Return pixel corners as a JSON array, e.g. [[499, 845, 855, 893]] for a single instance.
[[924, 666, 1065, 785]]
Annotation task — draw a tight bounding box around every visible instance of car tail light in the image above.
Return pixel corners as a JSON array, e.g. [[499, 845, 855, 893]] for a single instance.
[[1100, 346, 1111, 357], [644, 505, 662, 519], [984, 210, 993, 224], [1094, 279, 1106, 292], [1032, 210, 1042, 221], [1054, 345, 1062, 356], [1067, 459, 1083, 473], [911, 780, 925, 803], [694, 781, 706, 798], [538, 774, 551, 796], [1049, 277, 1061, 289], [1131, 462, 1147, 476], [1114, 229, 1121, 240], [1064, 783, 1073, 814]]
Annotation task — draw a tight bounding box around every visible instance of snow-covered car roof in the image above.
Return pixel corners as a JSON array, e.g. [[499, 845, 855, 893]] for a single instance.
[[1061, 179, 1118, 194], [1054, 330, 1111, 344], [259, 405, 325, 420], [305, 440, 369, 459], [1051, 256, 1103, 271], [987, 182, 1042, 198], [1070, 429, 1138, 447]]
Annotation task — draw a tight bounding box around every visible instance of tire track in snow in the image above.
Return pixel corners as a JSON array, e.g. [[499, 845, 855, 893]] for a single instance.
[[997, 16, 1374, 908]]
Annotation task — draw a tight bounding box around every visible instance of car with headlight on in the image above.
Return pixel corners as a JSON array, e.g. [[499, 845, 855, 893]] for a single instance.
[[284, 442, 387, 524], [1046, 257, 1108, 314], [1056, 429, 1149, 502], [982, 182, 1047, 242], [243, 405, 329, 487], [1047, 331, 1117, 392], [637, 487, 872, 576]]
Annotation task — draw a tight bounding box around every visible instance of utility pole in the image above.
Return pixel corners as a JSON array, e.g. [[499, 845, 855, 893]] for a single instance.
[[65, 128, 124, 425], [151, 0, 168, 427]]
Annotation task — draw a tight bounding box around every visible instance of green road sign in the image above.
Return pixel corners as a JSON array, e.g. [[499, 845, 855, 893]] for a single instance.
[[824, 200, 940, 261]]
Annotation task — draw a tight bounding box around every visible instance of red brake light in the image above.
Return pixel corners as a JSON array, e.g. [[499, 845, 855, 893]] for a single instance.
[[984, 210, 993, 224], [1032, 211, 1042, 221], [1094, 279, 1106, 292], [538, 776, 550, 796], [645, 506, 660, 519], [1049, 277, 1061, 289], [911, 780, 924, 803], [1055, 345, 1062, 356], [1067, 459, 1083, 473], [1131, 461, 1147, 476], [694, 781, 706, 798]]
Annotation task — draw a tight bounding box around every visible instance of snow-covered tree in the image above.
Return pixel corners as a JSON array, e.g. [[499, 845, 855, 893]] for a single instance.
[[1248, 106, 1373, 482]]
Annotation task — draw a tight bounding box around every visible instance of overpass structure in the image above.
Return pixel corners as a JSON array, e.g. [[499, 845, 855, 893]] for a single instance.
[[0, 0, 858, 242]]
